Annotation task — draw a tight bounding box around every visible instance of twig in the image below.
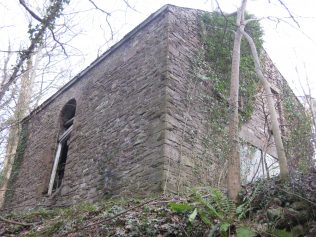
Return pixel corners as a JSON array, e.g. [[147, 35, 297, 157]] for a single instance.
[[19, 0, 43, 23], [0, 50, 23, 53], [0, 0, 65, 102], [122, 0, 139, 13], [87, 0, 110, 15], [49, 28, 68, 56], [0, 215, 38, 226], [277, 187, 316, 206], [276, 0, 300, 28], [87, 0, 113, 40]]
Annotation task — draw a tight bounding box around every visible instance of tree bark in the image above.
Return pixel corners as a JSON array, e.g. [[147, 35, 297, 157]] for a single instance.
[[241, 29, 289, 180], [227, 0, 247, 201], [0, 59, 34, 206], [0, 0, 66, 104]]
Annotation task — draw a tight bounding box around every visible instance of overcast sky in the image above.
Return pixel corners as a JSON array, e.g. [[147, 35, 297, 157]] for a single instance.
[[122, 0, 316, 97], [1, 0, 316, 98]]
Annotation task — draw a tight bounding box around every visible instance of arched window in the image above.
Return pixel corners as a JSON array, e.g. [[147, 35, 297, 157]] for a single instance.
[[60, 99, 76, 131], [48, 99, 76, 195]]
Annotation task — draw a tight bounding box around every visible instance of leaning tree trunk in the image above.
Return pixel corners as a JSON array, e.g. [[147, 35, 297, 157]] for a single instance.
[[227, 0, 247, 201], [241, 29, 289, 180]]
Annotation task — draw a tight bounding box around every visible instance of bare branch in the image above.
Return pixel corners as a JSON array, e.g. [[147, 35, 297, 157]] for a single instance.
[[265, 16, 316, 46], [0, 0, 68, 103], [276, 0, 300, 28], [87, 0, 113, 39], [48, 28, 68, 57], [0, 50, 22, 53], [122, 0, 139, 13], [0, 215, 38, 226], [19, 0, 43, 23], [87, 0, 111, 16]]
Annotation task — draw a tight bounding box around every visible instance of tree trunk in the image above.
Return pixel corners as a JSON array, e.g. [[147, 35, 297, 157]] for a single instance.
[[227, 0, 247, 201], [241, 29, 289, 180], [0, 58, 34, 206]]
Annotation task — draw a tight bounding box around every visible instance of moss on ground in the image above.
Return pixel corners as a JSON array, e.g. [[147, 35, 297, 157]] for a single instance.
[[1, 171, 315, 237]]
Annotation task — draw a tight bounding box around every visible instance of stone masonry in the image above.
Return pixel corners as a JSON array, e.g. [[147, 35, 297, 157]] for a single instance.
[[4, 5, 308, 211]]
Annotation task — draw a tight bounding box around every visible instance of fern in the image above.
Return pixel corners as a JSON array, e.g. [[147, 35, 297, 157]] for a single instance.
[[192, 188, 237, 223], [167, 188, 257, 236], [193, 190, 223, 220], [209, 188, 236, 220]]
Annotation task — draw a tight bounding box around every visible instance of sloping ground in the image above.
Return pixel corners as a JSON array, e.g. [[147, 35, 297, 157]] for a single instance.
[[0, 170, 315, 237], [0, 197, 207, 237]]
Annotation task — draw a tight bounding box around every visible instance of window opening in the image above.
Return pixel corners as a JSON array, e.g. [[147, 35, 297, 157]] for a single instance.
[[53, 139, 69, 191], [48, 99, 76, 195], [240, 143, 279, 184]]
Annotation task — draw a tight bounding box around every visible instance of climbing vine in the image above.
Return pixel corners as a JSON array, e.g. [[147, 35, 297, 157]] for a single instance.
[[281, 84, 314, 172], [196, 11, 313, 176], [3, 124, 28, 204], [193, 12, 264, 176], [201, 12, 263, 123]]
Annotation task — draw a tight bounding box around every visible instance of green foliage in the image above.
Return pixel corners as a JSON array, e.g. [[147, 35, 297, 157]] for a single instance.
[[24, 0, 70, 61], [192, 188, 236, 223], [40, 221, 64, 236], [281, 84, 314, 171], [168, 188, 256, 237], [168, 202, 194, 213], [236, 226, 256, 237], [267, 227, 302, 237], [22, 208, 58, 222], [201, 12, 263, 123], [188, 208, 198, 223], [194, 12, 264, 170], [220, 222, 230, 237], [4, 124, 28, 203]]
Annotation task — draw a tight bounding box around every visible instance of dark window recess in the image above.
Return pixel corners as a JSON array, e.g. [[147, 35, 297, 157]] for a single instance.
[[52, 140, 69, 192], [60, 99, 76, 131], [48, 99, 76, 195], [64, 117, 74, 129]]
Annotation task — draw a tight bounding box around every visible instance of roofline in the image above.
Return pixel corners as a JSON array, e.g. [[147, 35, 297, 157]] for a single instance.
[[24, 4, 175, 121]]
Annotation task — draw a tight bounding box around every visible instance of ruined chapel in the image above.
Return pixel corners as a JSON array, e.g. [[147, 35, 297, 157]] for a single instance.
[[4, 5, 312, 211]]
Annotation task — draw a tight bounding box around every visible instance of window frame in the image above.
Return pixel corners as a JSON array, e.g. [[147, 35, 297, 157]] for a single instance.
[[47, 125, 73, 195]]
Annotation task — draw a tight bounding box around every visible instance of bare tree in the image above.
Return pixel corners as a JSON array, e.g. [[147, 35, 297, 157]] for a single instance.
[[241, 30, 289, 180], [0, 57, 34, 206], [226, 0, 294, 200], [227, 0, 247, 201], [0, 0, 135, 206], [0, 0, 70, 103]]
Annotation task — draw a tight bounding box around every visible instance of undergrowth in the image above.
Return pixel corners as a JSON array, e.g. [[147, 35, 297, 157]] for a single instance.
[[1, 172, 315, 236]]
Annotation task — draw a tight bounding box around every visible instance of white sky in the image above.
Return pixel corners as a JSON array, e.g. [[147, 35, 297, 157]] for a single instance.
[[124, 0, 316, 97], [1, 0, 316, 98]]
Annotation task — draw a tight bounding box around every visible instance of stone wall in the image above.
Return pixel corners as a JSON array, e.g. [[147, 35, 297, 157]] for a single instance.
[[4, 5, 309, 211], [161, 6, 305, 192], [162, 7, 217, 193], [4, 8, 170, 210]]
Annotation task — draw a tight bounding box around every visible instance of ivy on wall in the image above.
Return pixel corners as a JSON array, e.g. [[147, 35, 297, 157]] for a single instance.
[[282, 83, 314, 172], [193, 12, 264, 176], [195, 11, 313, 178], [3, 123, 28, 204], [201, 12, 263, 123]]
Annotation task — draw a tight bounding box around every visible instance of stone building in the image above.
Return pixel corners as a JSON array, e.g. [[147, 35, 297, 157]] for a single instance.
[[4, 5, 312, 210]]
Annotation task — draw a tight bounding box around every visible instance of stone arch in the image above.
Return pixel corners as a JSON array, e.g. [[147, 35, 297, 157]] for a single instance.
[[48, 99, 76, 195], [59, 98, 76, 131]]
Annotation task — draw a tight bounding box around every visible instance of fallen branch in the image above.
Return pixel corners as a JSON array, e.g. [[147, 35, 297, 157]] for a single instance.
[[0, 215, 38, 227], [277, 187, 316, 206]]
